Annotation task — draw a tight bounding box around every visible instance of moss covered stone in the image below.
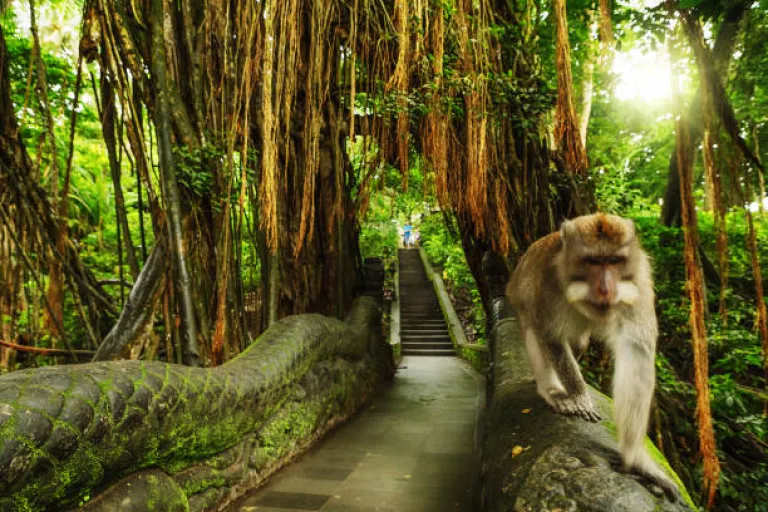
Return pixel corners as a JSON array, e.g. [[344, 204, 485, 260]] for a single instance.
[[0, 297, 388, 511]]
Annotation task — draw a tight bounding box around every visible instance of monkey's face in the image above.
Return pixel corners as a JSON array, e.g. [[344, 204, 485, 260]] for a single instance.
[[560, 214, 640, 319], [565, 254, 638, 315]]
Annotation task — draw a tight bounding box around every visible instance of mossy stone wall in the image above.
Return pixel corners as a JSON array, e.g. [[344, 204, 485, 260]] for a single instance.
[[0, 298, 389, 511]]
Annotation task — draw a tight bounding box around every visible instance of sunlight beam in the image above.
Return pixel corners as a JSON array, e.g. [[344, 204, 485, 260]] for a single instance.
[[613, 48, 673, 103]]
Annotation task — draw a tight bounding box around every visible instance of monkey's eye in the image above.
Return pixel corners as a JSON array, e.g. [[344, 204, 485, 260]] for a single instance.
[[606, 256, 626, 265], [571, 275, 587, 282], [583, 257, 602, 266]]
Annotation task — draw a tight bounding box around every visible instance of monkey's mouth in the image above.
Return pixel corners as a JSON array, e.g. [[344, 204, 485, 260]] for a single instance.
[[590, 302, 612, 314]]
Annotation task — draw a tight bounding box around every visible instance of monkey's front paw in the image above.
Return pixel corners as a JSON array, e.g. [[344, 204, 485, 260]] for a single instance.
[[551, 393, 602, 422]]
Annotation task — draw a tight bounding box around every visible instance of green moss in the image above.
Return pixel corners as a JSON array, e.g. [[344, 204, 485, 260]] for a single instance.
[[257, 402, 321, 460], [460, 345, 489, 374], [146, 473, 190, 511], [181, 474, 227, 496]]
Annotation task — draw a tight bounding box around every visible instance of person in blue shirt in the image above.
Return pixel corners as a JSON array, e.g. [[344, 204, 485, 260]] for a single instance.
[[403, 224, 412, 247]]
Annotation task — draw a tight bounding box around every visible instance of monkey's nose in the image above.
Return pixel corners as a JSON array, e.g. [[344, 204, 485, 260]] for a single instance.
[[593, 291, 616, 309]]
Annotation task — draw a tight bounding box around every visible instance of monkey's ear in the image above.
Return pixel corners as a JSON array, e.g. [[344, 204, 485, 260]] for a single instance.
[[560, 219, 576, 248], [622, 218, 636, 244]]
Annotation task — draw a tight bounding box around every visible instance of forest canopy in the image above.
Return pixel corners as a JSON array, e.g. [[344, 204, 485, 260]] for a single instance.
[[0, 0, 767, 509]]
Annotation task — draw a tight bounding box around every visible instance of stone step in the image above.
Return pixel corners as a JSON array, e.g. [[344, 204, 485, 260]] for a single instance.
[[401, 341, 454, 350], [401, 329, 449, 336], [398, 250, 455, 359], [401, 348, 456, 356], [402, 335, 452, 343]]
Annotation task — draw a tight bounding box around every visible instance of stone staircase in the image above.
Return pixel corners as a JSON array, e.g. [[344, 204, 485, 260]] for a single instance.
[[398, 249, 455, 356]]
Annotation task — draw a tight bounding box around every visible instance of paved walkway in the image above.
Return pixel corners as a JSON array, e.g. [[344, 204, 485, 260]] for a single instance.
[[233, 356, 484, 512]]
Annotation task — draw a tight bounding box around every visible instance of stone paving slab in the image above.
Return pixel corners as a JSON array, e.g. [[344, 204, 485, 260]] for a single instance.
[[233, 356, 484, 512]]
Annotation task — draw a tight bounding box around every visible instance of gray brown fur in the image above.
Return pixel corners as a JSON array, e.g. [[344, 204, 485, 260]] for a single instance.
[[506, 213, 680, 500]]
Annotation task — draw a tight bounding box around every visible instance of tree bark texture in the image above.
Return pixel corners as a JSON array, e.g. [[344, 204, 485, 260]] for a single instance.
[[553, 0, 589, 176], [93, 241, 167, 361], [150, 0, 201, 367], [88, 0, 364, 365], [671, 33, 721, 506], [99, 72, 141, 280]]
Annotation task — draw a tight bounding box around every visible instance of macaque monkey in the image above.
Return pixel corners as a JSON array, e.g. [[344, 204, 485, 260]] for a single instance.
[[506, 213, 680, 500]]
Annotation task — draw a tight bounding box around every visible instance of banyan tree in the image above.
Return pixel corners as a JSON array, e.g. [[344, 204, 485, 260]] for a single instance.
[[2, 0, 590, 365]]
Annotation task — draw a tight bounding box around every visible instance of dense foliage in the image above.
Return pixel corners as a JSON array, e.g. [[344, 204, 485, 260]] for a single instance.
[[1, 0, 767, 508]]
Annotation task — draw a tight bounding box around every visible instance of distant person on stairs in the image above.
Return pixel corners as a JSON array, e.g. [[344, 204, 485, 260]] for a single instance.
[[403, 223, 412, 247]]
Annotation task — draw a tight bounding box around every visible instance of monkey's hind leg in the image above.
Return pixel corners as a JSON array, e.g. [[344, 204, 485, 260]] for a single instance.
[[614, 339, 680, 501], [543, 340, 602, 422]]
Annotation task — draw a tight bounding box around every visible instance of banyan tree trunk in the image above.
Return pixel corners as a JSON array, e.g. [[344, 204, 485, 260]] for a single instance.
[[87, 0, 363, 363], [150, 0, 201, 366]]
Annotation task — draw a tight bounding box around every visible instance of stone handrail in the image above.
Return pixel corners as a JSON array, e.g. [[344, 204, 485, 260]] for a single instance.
[[480, 251, 695, 511], [389, 255, 401, 357], [0, 296, 390, 511], [418, 247, 469, 348], [419, 248, 490, 373]]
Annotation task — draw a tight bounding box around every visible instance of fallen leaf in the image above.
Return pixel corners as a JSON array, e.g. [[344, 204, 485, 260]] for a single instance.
[[511, 445, 524, 457], [522, 408, 532, 414]]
